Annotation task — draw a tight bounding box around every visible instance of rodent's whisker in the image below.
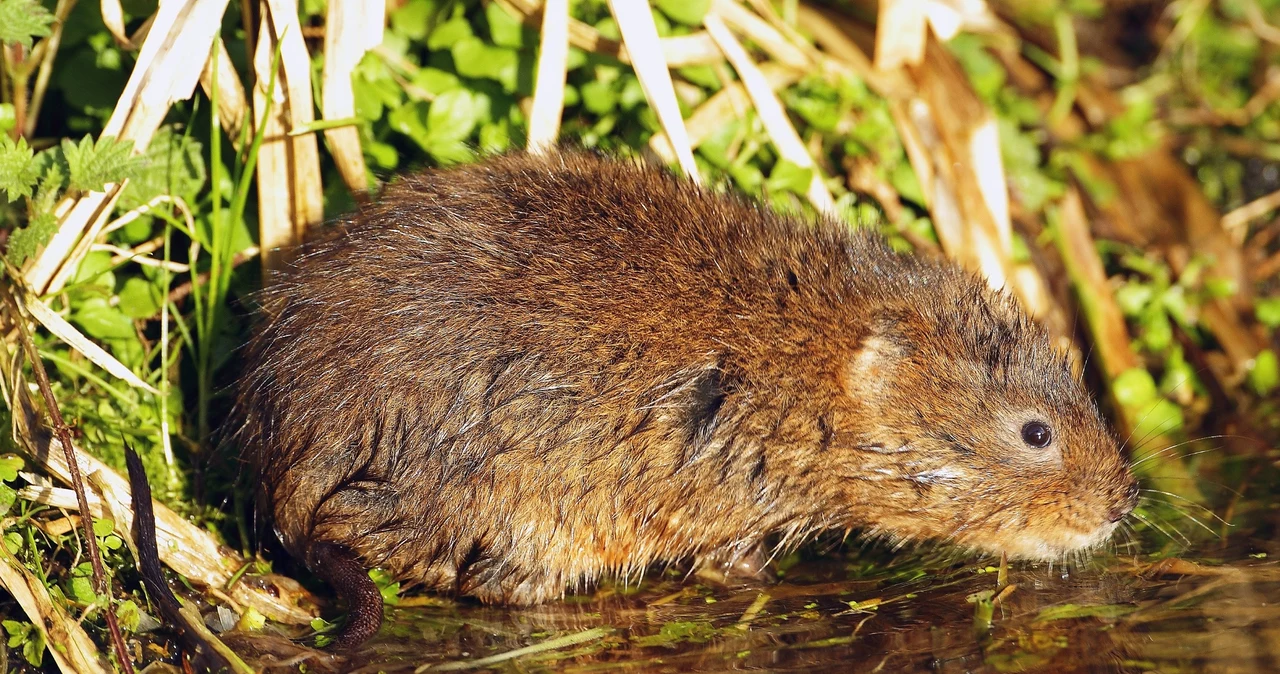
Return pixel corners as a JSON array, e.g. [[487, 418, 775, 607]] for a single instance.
[[1130, 508, 1192, 546], [1139, 488, 1230, 525], [1135, 475, 1246, 498], [1145, 499, 1221, 538], [1129, 435, 1234, 469], [1123, 414, 1185, 458]]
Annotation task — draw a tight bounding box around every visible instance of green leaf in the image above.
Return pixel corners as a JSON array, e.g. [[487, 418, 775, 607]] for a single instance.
[[1256, 296, 1280, 329], [0, 0, 54, 50], [479, 120, 511, 154], [389, 0, 434, 40], [117, 600, 141, 632], [117, 128, 206, 212], [410, 67, 462, 98], [1114, 281, 1154, 316], [0, 455, 23, 482], [3, 619, 28, 646], [6, 211, 57, 265], [0, 103, 15, 134], [1133, 398, 1184, 439], [72, 297, 136, 341], [61, 134, 137, 194], [425, 89, 479, 143], [0, 484, 15, 518], [92, 517, 115, 538], [118, 276, 161, 319], [237, 606, 266, 632], [451, 37, 518, 90], [1113, 368, 1158, 408], [485, 2, 524, 48], [427, 12, 474, 50], [1248, 348, 1279, 396], [0, 135, 40, 202], [71, 250, 116, 289], [369, 568, 401, 605], [581, 80, 618, 115], [69, 575, 97, 604], [766, 159, 813, 196], [655, 0, 710, 26], [7, 160, 69, 264], [698, 119, 741, 169]]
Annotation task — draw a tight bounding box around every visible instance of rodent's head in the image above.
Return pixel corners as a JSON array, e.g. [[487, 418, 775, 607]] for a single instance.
[[833, 280, 1138, 561]]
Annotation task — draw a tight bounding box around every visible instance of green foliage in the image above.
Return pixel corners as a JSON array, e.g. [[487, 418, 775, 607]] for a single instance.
[[655, 0, 711, 26], [0, 136, 39, 202], [118, 128, 206, 212], [61, 134, 138, 193], [7, 163, 64, 264], [0, 1, 1273, 668], [0, 103, 15, 134], [1257, 297, 1280, 329], [116, 600, 141, 632], [0, 0, 54, 50], [3, 619, 45, 667], [1249, 349, 1279, 396], [370, 568, 401, 605], [4, 133, 145, 264]]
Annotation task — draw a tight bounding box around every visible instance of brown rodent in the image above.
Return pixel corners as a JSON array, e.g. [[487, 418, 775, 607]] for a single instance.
[[235, 151, 1139, 648]]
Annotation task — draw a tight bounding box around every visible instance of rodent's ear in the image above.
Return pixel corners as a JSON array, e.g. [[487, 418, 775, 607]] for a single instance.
[[845, 326, 906, 400]]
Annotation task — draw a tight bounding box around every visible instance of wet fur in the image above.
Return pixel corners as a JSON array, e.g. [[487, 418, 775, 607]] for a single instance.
[[235, 151, 1137, 604]]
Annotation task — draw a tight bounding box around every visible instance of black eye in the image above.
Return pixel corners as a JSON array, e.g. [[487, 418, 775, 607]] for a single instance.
[[1021, 421, 1052, 448]]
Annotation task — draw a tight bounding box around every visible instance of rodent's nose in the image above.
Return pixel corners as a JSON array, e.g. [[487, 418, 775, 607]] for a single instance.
[[1107, 482, 1140, 523]]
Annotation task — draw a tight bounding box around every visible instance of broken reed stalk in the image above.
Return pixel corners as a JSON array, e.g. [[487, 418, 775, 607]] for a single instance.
[[0, 279, 135, 674]]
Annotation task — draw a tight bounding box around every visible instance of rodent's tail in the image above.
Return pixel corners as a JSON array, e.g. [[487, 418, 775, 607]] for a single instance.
[[309, 542, 384, 650]]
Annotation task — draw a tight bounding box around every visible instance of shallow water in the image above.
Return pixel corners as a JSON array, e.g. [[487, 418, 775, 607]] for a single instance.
[[220, 450, 1280, 674], [225, 534, 1280, 672]]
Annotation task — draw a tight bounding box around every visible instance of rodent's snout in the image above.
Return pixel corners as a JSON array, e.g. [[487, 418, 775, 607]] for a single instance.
[[1107, 481, 1141, 523]]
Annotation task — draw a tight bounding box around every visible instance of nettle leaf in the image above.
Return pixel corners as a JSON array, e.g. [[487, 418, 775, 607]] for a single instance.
[[0, 135, 39, 202], [117, 128, 206, 212], [6, 211, 57, 265], [62, 134, 138, 194], [7, 162, 69, 264], [0, 0, 54, 50]]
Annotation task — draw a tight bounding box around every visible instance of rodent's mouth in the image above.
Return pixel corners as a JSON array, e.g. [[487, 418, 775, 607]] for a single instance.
[[1000, 521, 1121, 561]]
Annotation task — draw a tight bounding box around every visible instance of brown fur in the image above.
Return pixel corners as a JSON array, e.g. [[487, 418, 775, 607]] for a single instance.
[[235, 151, 1138, 604]]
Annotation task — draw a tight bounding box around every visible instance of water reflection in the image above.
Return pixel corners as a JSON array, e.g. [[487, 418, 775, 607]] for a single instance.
[[229, 490, 1280, 673]]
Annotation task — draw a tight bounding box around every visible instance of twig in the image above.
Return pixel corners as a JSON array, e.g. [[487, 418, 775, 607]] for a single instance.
[[24, 0, 79, 138], [0, 279, 135, 673], [1221, 186, 1280, 245]]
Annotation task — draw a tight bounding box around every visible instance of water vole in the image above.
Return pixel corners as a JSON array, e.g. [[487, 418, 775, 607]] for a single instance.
[[235, 151, 1138, 648]]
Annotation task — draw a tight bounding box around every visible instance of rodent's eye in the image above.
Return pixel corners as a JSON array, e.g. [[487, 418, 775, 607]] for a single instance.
[[1020, 421, 1052, 448]]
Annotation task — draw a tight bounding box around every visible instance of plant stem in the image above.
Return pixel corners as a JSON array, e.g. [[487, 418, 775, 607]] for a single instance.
[[25, 0, 79, 138], [0, 280, 136, 673]]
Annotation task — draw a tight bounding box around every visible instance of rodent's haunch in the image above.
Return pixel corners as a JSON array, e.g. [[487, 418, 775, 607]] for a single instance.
[[236, 151, 1138, 645]]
